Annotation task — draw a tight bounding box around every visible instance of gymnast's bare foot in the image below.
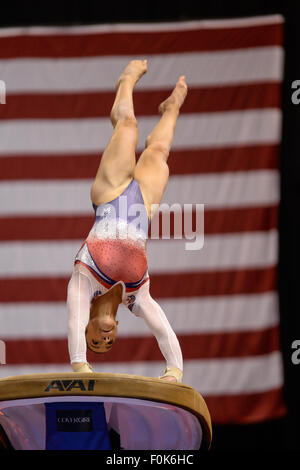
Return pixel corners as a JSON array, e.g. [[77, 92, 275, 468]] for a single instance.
[[111, 60, 147, 126], [117, 59, 148, 88], [158, 75, 187, 114]]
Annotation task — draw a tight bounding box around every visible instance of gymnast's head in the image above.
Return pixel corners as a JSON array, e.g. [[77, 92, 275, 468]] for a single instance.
[[85, 283, 122, 354]]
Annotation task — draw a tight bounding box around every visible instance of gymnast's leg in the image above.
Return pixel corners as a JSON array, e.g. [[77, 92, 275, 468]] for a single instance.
[[90, 60, 147, 206], [133, 75, 187, 218]]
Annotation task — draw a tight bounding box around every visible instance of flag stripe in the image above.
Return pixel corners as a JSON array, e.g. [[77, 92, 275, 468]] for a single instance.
[[2, 326, 281, 364], [0, 49, 283, 94], [205, 388, 286, 425], [0, 83, 281, 121], [0, 145, 280, 181], [0, 171, 279, 215], [0, 23, 283, 59], [0, 110, 281, 155], [0, 353, 283, 395], [0, 232, 278, 277], [0, 292, 279, 338], [0, 206, 278, 241], [0, 16, 283, 36], [0, 267, 276, 302]]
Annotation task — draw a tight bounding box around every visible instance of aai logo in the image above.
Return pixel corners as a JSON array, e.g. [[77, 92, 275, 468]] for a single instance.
[[45, 379, 95, 392]]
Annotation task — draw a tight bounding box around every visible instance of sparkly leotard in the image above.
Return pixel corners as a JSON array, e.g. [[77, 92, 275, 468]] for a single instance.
[[75, 178, 149, 293]]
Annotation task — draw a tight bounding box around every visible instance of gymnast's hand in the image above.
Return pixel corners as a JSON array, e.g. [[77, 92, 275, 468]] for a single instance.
[[158, 366, 183, 383], [160, 376, 177, 383], [72, 362, 93, 373]]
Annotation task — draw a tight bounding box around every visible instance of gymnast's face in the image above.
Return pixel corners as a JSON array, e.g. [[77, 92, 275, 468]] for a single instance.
[[86, 284, 122, 353], [85, 314, 119, 354]]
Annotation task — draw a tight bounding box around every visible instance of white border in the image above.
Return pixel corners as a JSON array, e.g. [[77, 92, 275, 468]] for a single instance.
[[0, 15, 284, 37]]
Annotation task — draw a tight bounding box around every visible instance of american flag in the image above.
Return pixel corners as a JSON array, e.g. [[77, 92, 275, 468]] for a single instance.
[[0, 15, 286, 424]]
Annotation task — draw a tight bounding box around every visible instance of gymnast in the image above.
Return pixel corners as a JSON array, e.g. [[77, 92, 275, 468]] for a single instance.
[[67, 60, 187, 383]]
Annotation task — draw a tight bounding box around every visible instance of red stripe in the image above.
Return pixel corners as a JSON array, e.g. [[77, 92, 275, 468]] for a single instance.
[[89, 325, 282, 361], [150, 206, 278, 238], [0, 145, 279, 180], [205, 388, 286, 425], [0, 267, 276, 302], [0, 23, 283, 58], [3, 325, 280, 364], [0, 206, 278, 241], [168, 145, 279, 175], [0, 83, 281, 120]]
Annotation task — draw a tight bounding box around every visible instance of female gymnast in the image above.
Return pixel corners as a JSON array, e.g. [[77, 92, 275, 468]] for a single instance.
[[67, 60, 187, 382]]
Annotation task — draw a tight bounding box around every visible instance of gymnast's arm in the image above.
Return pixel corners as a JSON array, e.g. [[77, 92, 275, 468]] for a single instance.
[[130, 280, 183, 381], [67, 270, 93, 373]]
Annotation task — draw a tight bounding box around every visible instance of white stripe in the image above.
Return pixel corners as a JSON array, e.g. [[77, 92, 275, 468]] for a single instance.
[[180, 15, 284, 29], [0, 292, 279, 339], [150, 292, 280, 333], [162, 170, 279, 208], [147, 230, 278, 272], [0, 16, 283, 37], [0, 170, 279, 215], [0, 48, 283, 94], [0, 352, 284, 395], [0, 231, 277, 277], [0, 109, 281, 155]]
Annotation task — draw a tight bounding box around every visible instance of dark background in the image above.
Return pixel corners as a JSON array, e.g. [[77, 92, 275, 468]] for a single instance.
[[1, 0, 299, 451]]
